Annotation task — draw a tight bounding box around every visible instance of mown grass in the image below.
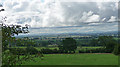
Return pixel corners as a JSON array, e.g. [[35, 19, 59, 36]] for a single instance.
[[22, 54, 118, 65]]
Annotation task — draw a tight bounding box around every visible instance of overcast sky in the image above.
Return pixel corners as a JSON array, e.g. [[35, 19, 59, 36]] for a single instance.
[[0, 0, 119, 35]]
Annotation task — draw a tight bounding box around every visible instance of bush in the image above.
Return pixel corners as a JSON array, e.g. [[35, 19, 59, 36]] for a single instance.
[[53, 49, 59, 53], [9, 48, 26, 55], [9, 47, 39, 55], [58, 49, 64, 53], [113, 44, 120, 55], [41, 48, 53, 54], [41, 48, 76, 54], [26, 46, 38, 54], [2, 50, 18, 65], [79, 48, 109, 53], [79, 50, 85, 53]]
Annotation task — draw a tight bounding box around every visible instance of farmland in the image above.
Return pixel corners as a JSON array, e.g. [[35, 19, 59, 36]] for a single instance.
[[1, 1, 119, 66], [22, 54, 118, 65], [2, 29, 119, 66]]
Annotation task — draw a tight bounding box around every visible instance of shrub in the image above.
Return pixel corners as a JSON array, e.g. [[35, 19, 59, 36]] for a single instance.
[[26, 46, 38, 54], [41, 48, 76, 54], [41, 48, 53, 54], [9, 47, 39, 55], [58, 49, 64, 53], [79, 48, 109, 53], [9, 48, 26, 55], [113, 44, 120, 55]]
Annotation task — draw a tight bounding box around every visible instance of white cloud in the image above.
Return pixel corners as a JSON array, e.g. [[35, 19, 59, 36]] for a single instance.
[[78, 11, 100, 22], [79, 11, 93, 22], [86, 15, 100, 22], [107, 16, 116, 22], [0, 0, 118, 34], [1, 0, 118, 27]]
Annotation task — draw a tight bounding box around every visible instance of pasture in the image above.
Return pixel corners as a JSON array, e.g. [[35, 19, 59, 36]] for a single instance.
[[22, 54, 118, 65]]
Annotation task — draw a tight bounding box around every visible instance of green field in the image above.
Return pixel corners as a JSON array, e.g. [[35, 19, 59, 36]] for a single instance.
[[22, 54, 118, 65]]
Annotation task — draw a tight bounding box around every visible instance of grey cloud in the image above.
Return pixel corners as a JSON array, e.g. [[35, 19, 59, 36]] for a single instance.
[[1, 0, 118, 34]]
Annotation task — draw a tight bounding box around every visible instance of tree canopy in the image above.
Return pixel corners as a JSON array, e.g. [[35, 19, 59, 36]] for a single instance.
[[98, 36, 117, 52], [1, 23, 29, 51], [62, 38, 77, 52]]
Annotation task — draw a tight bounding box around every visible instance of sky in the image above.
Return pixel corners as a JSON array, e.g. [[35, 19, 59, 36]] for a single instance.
[[0, 0, 119, 35]]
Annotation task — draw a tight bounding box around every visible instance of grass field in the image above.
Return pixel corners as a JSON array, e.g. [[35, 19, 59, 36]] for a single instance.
[[22, 54, 118, 65]]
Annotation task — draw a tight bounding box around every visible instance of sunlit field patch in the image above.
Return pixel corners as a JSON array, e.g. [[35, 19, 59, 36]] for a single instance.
[[22, 54, 118, 65]]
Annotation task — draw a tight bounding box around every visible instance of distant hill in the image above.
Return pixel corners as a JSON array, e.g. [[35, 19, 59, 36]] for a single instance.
[[15, 31, 118, 38]]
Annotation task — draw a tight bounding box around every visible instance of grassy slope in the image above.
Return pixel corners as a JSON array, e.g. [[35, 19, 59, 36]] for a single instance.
[[22, 54, 118, 65]]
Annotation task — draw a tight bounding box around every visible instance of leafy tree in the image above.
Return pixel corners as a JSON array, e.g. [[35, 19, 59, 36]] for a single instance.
[[113, 38, 120, 55], [98, 36, 113, 46], [1, 23, 30, 65], [106, 40, 117, 52], [26, 46, 38, 54], [62, 38, 77, 53], [98, 36, 117, 52], [1, 17, 42, 66], [2, 23, 29, 51], [58, 45, 64, 50], [89, 39, 98, 46], [113, 44, 120, 55], [41, 41, 48, 47]]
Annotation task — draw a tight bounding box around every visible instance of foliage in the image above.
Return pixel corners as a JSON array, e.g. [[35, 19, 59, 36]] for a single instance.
[[58, 45, 64, 50], [105, 40, 117, 53], [41, 41, 49, 47], [79, 48, 107, 53], [26, 46, 38, 54], [1, 21, 43, 66], [41, 48, 75, 54], [98, 36, 117, 53], [9, 48, 26, 55], [62, 38, 77, 52], [2, 50, 18, 65], [98, 36, 115, 46], [113, 44, 120, 55], [89, 39, 98, 46], [1, 23, 29, 51], [2, 49, 42, 66], [9, 47, 39, 55], [41, 48, 58, 54]]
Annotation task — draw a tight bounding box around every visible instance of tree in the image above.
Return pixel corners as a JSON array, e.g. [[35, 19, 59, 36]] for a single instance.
[[98, 36, 117, 52], [62, 38, 77, 53], [2, 23, 29, 51], [1, 23, 30, 65], [113, 38, 120, 55], [26, 46, 38, 54], [106, 40, 117, 52], [89, 39, 98, 46], [113, 44, 120, 55], [1, 17, 42, 66]]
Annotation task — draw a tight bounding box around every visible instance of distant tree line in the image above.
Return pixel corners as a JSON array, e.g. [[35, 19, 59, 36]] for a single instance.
[[39, 36, 120, 55], [9, 35, 120, 55]]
